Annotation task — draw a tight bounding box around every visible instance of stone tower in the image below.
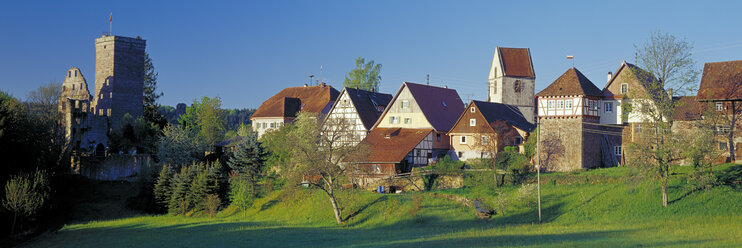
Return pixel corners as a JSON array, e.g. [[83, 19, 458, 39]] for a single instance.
[[59, 67, 92, 144], [92, 35, 146, 124], [488, 47, 536, 123]]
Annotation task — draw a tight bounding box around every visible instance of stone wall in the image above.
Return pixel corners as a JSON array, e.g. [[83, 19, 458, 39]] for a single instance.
[[539, 118, 583, 171], [78, 154, 153, 181]]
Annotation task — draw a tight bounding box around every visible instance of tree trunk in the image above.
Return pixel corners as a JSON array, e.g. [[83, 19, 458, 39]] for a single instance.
[[327, 190, 343, 224], [728, 102, 737, 162], [11, 212, 16, 235], [661, 167, 668, 207]]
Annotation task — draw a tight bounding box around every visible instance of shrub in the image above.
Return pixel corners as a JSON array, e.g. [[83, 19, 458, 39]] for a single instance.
[[717, 165, 742, 190], [229, 177, 254, 218], [516, 184, 538, 208], [204, 194, 221, 218], [497, 146, 532, 185], [3, 170, 49, 234]]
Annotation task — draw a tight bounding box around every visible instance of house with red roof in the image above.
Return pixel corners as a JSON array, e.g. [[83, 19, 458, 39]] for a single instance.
[[697, 60, 742, 162], [250, 83, 339, 137], [354, 82, 464, 177]]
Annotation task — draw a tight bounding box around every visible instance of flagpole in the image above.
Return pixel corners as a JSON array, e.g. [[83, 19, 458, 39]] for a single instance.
[[109, 13, 112, 35]]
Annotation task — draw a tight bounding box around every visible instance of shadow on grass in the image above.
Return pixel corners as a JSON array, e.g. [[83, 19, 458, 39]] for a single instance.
[[343, 195, 386, 222], [21, 217, 713, 248]]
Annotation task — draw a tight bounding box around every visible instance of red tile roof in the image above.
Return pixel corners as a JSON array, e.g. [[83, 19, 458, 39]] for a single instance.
[[251, 85, 339, 118], [536, 67, 602, 97], [697, 60, 742, 101], [402, 82, 465, 132], [359, 128, 432, 163], [498, 47, 535, 78]]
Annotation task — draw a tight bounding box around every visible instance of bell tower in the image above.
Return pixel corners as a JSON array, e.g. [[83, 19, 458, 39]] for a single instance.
[[488, 47, 536, 123]]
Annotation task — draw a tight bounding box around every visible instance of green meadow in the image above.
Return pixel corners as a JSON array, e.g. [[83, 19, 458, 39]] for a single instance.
[[22, 166, 742, 247]]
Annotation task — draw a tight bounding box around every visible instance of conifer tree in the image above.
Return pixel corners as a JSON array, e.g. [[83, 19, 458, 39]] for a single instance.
[[153, 165, 172, 212], [168, 166, 193, 215], [187, 164, 210, 212], [227, 129, 268, 197]]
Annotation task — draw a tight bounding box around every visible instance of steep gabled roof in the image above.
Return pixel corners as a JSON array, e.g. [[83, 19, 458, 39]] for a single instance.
[[672, 96, 703, 121], [252, 85, 339, 118], [602, 61, 662, 98], [536, 68, 602, 97], [697, 60, 742, 101], [343, 87, 393, 130], [498, 47, 535, 78], [359, 128, 432, 163], [404, 82, 465, 131], [473, 101, 536, 132]]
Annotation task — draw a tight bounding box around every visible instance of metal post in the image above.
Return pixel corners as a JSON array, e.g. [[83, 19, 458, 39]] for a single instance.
[[536, 119, 542, 223]]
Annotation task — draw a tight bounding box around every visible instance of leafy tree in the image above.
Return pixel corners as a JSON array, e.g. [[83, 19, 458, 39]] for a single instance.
[[143, 52, 167, 129], [261, 124, 295, 175], [285, 112, 369, 224], [626, 30, 699, 207], [227, 129, 268, 197], [108, 114, 161, 154], [343, 57, 382, 92], [496, 146, 531, 185], [178, 96, 226, 146], [3, 170, 49, 235], [153, 165, 172, 212], [157, 125, 207, 168], [229, 177, 253, 218]]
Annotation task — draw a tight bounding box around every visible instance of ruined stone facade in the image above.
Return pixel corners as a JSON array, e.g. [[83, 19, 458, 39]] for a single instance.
[[59, 35, 146, 157]]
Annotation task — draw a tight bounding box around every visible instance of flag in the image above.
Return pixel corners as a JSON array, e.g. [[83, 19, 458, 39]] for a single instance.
[[566, 55, 574, 59], [110, 13, 112, 22]]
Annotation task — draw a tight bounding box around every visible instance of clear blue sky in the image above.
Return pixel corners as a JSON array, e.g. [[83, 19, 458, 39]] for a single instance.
[[2, 0, 742, 109]]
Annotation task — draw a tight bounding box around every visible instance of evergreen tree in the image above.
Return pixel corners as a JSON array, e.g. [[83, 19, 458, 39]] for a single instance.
[[187, 164, 209, 212], [227, 129, 268, 197], [168, 166, 192, 215], [153, 165, 172, 212], [143, 52, 167, 129]]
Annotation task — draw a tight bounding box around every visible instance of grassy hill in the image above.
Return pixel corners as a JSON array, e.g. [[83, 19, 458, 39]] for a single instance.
[[21, 166, 742, 247]]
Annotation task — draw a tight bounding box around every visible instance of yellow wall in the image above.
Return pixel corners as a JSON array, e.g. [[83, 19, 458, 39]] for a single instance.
[[377, 86, 433, 129]]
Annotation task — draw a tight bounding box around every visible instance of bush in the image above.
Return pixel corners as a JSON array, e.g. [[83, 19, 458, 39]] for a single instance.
[[717, 165, 742, 190], [497, 146, 532, 185], [229, 177, 254, 218], [3, 170, 49, 234], [204, 194, 221, 218], [516, 184, 538, 208]]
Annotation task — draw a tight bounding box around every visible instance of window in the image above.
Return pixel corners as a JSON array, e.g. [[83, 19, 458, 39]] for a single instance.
[[404, 118, 411, 124], [635, 124, 642, 135], [565, 100, 572, 108], [401, 100, 409, 109], [436, 133, 441, 142], [514, 80, 523, 93], [460, 136, 467, 144], [557, 100, 564, 109], [470, 107, 475, 113], [621, 83, 628, 94], [458, 152, 463, 158], [270, 122, 275, 128], [415, 150, 420, 156], [481, 135, 488, 144], [720, 142, 728, 151], [548, 100, 555, 109], [605, 102, 613, 113], [716, 102, 723, 111], [469, 118, 476, 126], [374, 164, 381, 173], [390, 116, 399, 124], [514, 137, 523, 145], [614, 146, 622, 156]]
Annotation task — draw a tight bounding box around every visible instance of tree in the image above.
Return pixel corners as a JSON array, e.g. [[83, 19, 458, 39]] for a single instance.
[[153, 165, 172, 212], [157, 125, 207, 168], [261, 123, 295, 175], [229, 176, 253, 218], [627, 31, 699, 207], [168, 166, 193, 215], [26, 81, 61, 119], [178, 96, 226, 146], [227, 129, 268, 197], [474, 121, 516, 189], [3, 170, 49, 235], [108, 114, 161, 154], [143, 52, 167, 128], [343, 57, 382, 92], [285, 112, 369, 224]]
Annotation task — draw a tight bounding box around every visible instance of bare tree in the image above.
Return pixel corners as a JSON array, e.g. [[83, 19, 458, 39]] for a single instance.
[[627, 31, 699, 207], [286, 112, 369, 224], [474, 120, 513, 189], [27, 81, 61, 119]]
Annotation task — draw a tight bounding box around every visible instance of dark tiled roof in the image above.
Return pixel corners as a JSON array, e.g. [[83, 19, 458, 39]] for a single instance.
[[252, 85, 339, 118], [473, 101, 536, 132], [344, 88, 393, 130], [498, 47, 535, 78], [697, 60, 742, 101], [404, 82, 465, 132], [359, 128, 432, 163], [214, 136, 244, 147], [536, 68, 602, 97], [672, 96, 702, 121]]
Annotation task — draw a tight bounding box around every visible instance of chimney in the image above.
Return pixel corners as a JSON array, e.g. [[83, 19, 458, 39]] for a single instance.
[[303, 84, 308, 87], [444, 85, 448, 89], [607, 71, 613, 83], [320, 82, 326, 87]]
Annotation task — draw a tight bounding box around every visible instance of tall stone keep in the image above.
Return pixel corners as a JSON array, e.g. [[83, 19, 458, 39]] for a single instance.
[[488, 47, 536, 123], [92, 35, 146, 124]]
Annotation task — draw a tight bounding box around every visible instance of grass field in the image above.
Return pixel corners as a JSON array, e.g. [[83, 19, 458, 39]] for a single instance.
[[22, 166, 742, 247]]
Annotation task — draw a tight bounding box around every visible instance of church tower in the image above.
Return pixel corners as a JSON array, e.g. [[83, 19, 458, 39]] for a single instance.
[[488, 47, 536, 123], [92, 35, 146, 124]]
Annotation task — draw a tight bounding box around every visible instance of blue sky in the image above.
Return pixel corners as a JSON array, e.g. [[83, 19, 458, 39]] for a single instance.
[[2, 0, 742, 108]]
